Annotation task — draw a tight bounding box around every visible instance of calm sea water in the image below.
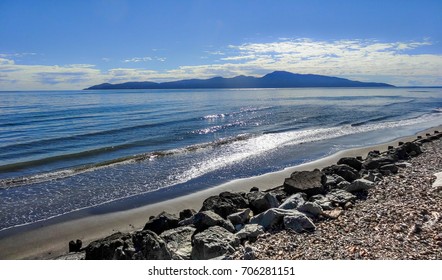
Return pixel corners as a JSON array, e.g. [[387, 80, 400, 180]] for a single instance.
[[1, 88, 442, 230]]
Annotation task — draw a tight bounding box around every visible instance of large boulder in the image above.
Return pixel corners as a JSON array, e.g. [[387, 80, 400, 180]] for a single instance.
[[236, 224, 265, 242], [132, 230, 172, 260], [160, 226, 195, 260], [227, 208, 252, 225], [279, 193, 306, 210], [283, 170, 326, 196], [343, 178, 375, 193], [337, 157, 363, 171], [283, 213, 316, 233], [249, 208, 301, 230], [322, 164, 360, 182], [184, 210, 235, 233], [142, 211, 180, 234], [85, 232, 132, 260], [200, 191, 249, 219], [402, 142, 422, 157], [247, 191, 279, 214], [191, 226, 240, 260]]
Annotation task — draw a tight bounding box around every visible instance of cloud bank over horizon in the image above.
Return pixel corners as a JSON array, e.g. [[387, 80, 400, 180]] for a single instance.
[[1, 38, 442, 90]]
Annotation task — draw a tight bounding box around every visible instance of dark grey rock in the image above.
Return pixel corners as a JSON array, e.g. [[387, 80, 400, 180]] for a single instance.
[[279, 193, 306, 210], [326, 189, 356, 205], [297, 201, 323, 217], [236, 224, 265, 242], [192, 210, 235, 233], [322, 164, 360, 182], [160, 226, 195, 260], [337, 157, 363, 171], [200, 191, 249, 219], [362, 156, 395, 170], [343, 178, 375, 193], [132, 230, 172, 260], [380, 164, 398, 175], [143, 211, 180, 235], [337, 180, 351, 189], [250, 187, 259, 192], [402, 142, 422, 156], [179, 209, 196, 221], [283, 170, 326, 196], [85, 232, 132, 260], [309, 194, 334, 210], [227, 208, 252, 225], [191, 226, 240, 260], [247, 191, 279, 214], [249, 208, 301, 230], [283, 213, 316, 233]]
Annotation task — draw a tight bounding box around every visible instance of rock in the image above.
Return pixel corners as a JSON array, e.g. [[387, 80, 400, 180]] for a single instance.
[[326, 189, 356, 206], [249, 208, 302, 230], [297, 201, 323, 217], [283, 213, 316, 233], [227, 208, 252, 225], [85, 232, 132, 260], [396, 162, 412, 168], [250, 187, 259, 192], [68, 239, 83, 253], [322, 164, 360, 182], [402, 142, 422, 156], [362, 156, 395, 170], [309, 194, 334, 210], [283, 170, 326, 196], [132, 230, 172, 260], [324, 175, 337, 188], [191, 226, 240, 260], [236, 224, 265, 241], [337, 180, 351, 189], [380, 164, 398, 175], [191, 211, 235, 233], [269, 189, 288, 202], [390, 146, 409, 160], [343, 178, 375, 193], [337, 157, 363, 171], [179, 209, 196, 220], [243, 245, 257, 260], [363, 171, 382, 182], [200, 191, 248, 219], [247, 192, 279, 214], [160, 226, 195, 260], [143, 211, 180, 235], [279, 193, 306, 210], [323, 209, 344, 219]]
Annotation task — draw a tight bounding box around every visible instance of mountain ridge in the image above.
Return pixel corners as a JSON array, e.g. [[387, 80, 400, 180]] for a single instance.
[[85, 71, 394, 90]]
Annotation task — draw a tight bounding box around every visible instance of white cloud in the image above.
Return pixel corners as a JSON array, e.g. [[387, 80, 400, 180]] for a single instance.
[[1, 38, 441, 90]]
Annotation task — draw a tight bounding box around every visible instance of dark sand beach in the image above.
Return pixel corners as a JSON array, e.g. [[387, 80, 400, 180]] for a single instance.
[[0, 126, 441, 260]]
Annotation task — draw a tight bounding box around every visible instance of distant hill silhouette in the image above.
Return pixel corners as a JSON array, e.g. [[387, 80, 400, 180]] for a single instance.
[[85, 71, 394, 90]]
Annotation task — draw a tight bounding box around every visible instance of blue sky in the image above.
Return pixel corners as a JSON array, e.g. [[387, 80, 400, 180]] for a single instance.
[[1, 0, 441, 90]]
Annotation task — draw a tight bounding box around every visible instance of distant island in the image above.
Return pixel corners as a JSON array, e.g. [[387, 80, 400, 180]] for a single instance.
[[85, 71, 394, 90]]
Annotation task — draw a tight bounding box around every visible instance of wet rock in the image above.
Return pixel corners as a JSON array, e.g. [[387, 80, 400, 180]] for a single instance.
[[247, 192, 279, 214], [200, 191, 249, 219], [191, 226, 240, 260], [283, 170, 326, 196], [227, 208, 252, 225], [283, 213, 316, 233], [160, 226, 195, 260], [337, 157, 363, 171], [132, 230, 172, 260], [322, 164, 360, 182], [279, 193, 306, 210], [343, 178, 375, 193], [236, 224, 265, 242]]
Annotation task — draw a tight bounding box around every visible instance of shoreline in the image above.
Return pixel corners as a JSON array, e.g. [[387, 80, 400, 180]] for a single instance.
[[0, 125, 441, 259]]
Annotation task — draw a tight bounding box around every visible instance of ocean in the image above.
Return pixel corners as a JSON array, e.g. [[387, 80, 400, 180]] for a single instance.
[[1, 88, 442, 231]]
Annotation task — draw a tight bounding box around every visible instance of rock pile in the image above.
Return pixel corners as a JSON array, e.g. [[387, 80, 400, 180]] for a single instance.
[[67, 131, 442, 260]]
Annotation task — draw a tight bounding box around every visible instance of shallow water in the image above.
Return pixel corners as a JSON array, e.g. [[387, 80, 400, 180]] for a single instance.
[[1, 88, 442, 230]]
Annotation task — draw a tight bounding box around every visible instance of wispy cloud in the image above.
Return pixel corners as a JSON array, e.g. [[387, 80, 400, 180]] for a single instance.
[[1, 38, 441, 90]]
